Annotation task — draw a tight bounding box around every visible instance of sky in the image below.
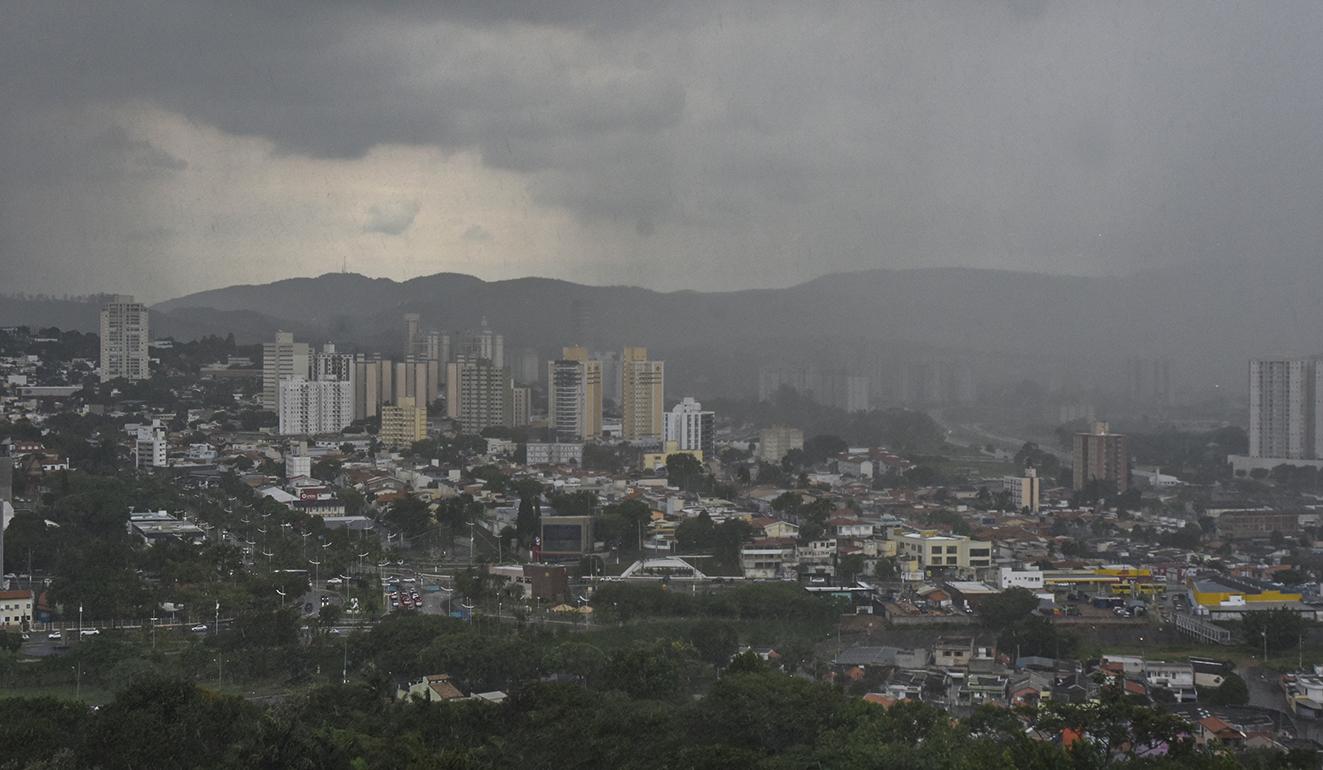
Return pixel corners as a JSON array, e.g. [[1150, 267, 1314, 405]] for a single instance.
[[2, 1, 1321, 303]]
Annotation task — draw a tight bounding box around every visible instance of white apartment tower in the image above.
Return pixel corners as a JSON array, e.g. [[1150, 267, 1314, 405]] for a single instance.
[[262, 332, 311, 410], [1002, 467, 1041, 513], [1249, 358, 1323, 460], [278, 377, 354, 435], [664, 397, 715, 456], [133, 421, 168, 468], [99, 295, 150, 382]]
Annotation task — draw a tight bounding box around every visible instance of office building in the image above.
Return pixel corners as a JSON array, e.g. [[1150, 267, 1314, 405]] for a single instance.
[[262, 332, 311, 410], [1072, 422, 1130, 493], [99, 295, 150, 382], [758, 425, 804, 463], [621, 347, 664, 440], [1002, 467, 1040, 513], [896, 532, 994, 574], [511, 386, 532, 427], [664, 397, 715, 457], [380, 397, 427, 448], [278, 377, 354, 435], [547, 347, 602, 441], [445, 359, 513, 434], [1248, 358, 1322, 460]]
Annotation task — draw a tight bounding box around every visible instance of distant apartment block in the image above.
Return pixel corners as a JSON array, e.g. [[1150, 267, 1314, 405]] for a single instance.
[[758, 425, 804, 463], [99, 295, 150, 382], [278, 377, 353, 435], [445, 359, 513, 434], [1002, 467, 1040, 512], [262, 331, 311, 410], [621, 346, 664, 440], [380, 397, 427, 448], [664, 397, 715, 457], [547, 347, 602, 441], [511, 386, 532, 427], [525, 442, 584, 466], [1249, 358, 1323, 460], [1072, 422, 1130, 493]]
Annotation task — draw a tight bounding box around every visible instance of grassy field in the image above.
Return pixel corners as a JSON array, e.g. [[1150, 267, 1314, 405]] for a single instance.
[[0, 684, 115, 705]]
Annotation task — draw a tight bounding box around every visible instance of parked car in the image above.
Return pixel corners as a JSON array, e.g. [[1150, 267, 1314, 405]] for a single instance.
[[48, 631, 62, 641], [79, 628, 100, 636], [190, 624, 208, 633]]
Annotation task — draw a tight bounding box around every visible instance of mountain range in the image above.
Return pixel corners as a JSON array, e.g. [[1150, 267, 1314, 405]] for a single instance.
[[7, 262, 1322, 399]]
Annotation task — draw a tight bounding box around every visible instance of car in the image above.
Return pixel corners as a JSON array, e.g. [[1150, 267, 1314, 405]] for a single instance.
[[190, 624, 208, 633], [80, 629, 100, 636], [48, 631, 62, 641], [326, 578, 343, 586], [20, 633, 30, 641]]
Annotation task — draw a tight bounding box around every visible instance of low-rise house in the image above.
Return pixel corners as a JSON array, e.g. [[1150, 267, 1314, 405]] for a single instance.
[[398, 674, 466, 702]]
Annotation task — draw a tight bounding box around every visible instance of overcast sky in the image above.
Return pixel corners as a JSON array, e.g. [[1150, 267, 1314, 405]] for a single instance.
[[2, 1, 1321, 302]]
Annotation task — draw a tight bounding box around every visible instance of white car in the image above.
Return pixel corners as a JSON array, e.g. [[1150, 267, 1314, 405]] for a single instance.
[[190, 624, 209, 633], [79, 629, 100, 636], [48, 631, 62, 641]]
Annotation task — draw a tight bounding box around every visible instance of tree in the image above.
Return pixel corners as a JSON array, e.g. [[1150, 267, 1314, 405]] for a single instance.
[[976, 588, 1039, 631], [1243, 609, 1307, 654], [688, 620, 739, 668], [1199, 672, 1249, 705], [666, 453, 705, 491]]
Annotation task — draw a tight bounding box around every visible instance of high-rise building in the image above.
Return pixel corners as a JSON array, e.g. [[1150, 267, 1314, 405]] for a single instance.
[[1072, 422, 1130, 493], [394, 356, 440, 406], [352, 354, 393, 421], [99, 295, 150, 382], [511, 386, 532, 427], [380, 397, 427, 448], [1002, 467, 1040, 513], [425, 331, 450, 368], [596, 350, 622, 403], [1127, 357, 1175, 406], [455, 317, 504, 368], [621, 347, 664, 440], [548, 347, 602, 441], [313, 343, 353, 383], [445, 359, 513, 434], [1249, 358, 1322, 460], [758, 425, 804, 463], [403, 313, 422, 358], [278, 377, 354, 435], [664, 397, 715, 457], [262, 332, 311, 410], [511, 349, 540, 385]]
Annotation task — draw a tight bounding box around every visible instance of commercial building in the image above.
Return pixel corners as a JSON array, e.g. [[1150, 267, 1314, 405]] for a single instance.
[[1002, 467, 1040, 512], [445, 359, 513, 434], [1072, 422, 1130, 493], [278, 377, 354, 435], [621, 347, 664, 440], [1187, 575, 1301, 611], [538, 515, 594, 557], [99, 295, 150, 382], [262, 332, 311, 410], [758, 425, 804, 463], [547, 347, 602, 441], [1215, 510, 1299, 539], [380, 397, 427, 448], [896, 532, 994, 575], [664, 397, 715, 456]]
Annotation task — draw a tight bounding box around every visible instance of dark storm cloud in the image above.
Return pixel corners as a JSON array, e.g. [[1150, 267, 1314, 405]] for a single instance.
[[3, 1, 1323, 298]]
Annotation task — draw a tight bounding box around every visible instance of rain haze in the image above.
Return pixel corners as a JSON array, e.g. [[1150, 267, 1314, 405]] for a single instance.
[[3, 1, 1321, 301]]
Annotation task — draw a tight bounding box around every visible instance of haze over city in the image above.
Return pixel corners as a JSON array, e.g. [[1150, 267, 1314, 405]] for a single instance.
[[5, 1, 1323, 301]]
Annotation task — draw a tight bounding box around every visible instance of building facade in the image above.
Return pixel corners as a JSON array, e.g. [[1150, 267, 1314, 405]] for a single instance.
[[758, 425, 804, 462], [1072, 422, 1130, 493], [1002, 467, 1040, 512], [547, 347, 602, 441], [278, 377, 354, 435], [99, 295, 150, 382], [445, 359, 513, 434], [262, 331, 311, 410], [664, 397, 715, 456], [621, 346, 664, 440], [380, 397, 427, 448], [1249, 358, 1322, 460]]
